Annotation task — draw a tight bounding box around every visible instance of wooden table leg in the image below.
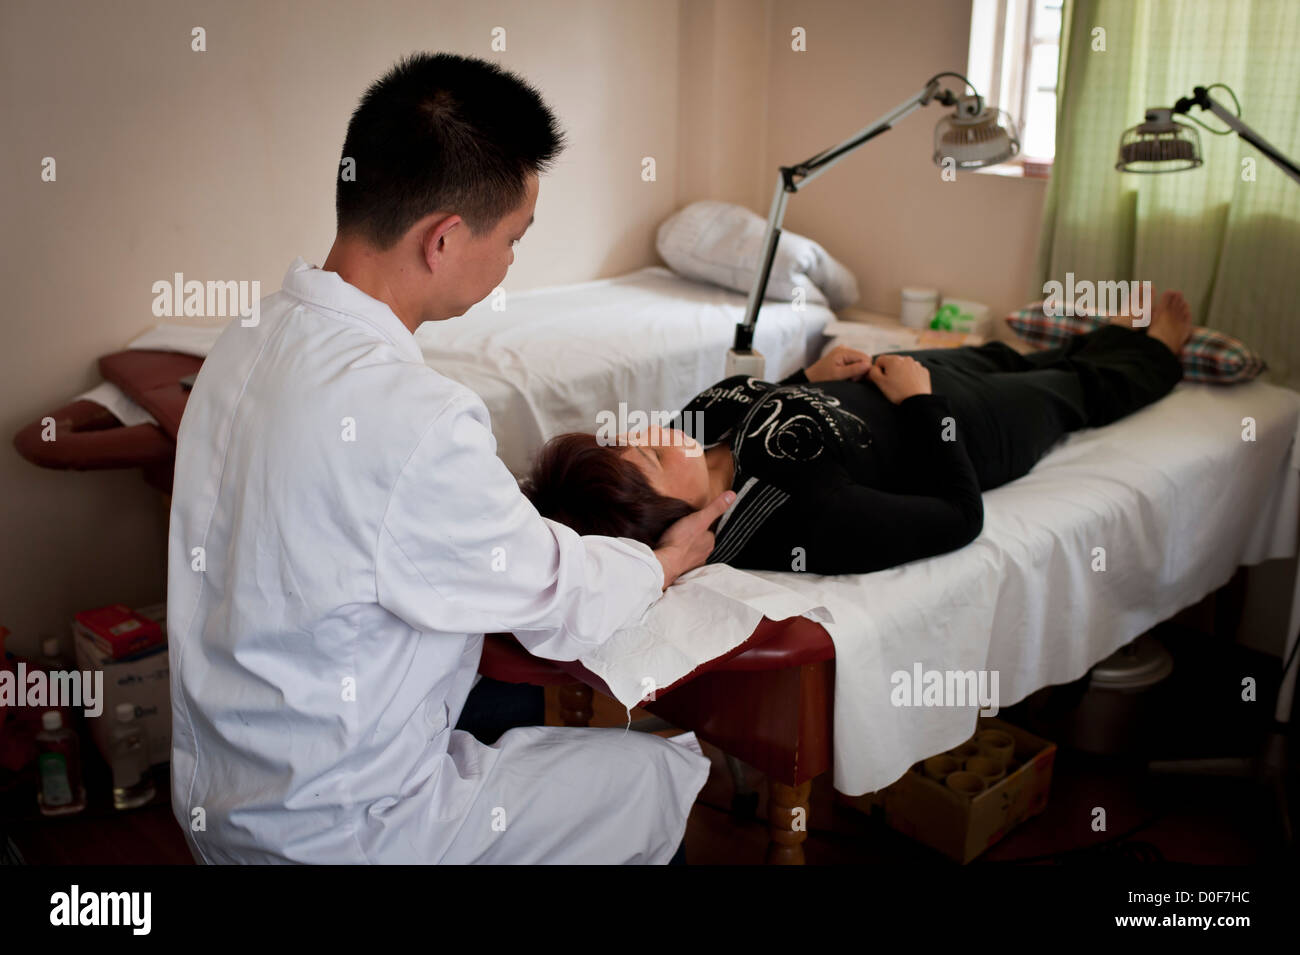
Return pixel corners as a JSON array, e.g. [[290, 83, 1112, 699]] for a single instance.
[[766, 779, 812, 865], [558, 682, 594, 727]]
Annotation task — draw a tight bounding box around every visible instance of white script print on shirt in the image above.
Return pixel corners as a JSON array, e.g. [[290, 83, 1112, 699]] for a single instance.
[[736, 381, 871, 463]]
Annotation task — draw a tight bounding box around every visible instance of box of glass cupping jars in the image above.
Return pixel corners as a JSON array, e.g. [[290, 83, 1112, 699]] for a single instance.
[[842, 717, 1056, 863]]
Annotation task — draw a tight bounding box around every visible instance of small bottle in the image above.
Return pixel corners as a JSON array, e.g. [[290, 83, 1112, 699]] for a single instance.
[[40, 635, 63, 669], [40, 636, 72, 725], [36, 710, 87, 816], [109, 703, 156, 810]]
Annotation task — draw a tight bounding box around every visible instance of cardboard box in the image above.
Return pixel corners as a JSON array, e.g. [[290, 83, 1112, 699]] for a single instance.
[[842, 717, 1055, 863], [72, 603, 171, 767], [72, 604, 164, 661]]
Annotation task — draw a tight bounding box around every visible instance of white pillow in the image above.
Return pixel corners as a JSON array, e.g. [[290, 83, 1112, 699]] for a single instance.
[[656, 200, 860, 310]]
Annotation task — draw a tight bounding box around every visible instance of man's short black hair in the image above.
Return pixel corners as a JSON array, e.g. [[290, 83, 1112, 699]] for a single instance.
[[336, 52, 566, 249]]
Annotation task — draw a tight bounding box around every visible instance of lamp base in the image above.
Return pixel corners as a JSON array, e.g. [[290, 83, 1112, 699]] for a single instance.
[[725, 348, 766, 379]]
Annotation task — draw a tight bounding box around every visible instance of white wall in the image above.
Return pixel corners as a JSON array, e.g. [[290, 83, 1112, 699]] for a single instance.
[[0, 0, 690, 654], [765, 0, 1048, 319]]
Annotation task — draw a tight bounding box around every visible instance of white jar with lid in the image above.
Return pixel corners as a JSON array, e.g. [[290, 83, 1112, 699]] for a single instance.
[[900, 287, 939, 329]]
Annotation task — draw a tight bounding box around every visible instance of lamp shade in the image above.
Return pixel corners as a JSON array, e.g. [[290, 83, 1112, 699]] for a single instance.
[[1116, 108, 1203, 172], [933, 97, 1021, 168]]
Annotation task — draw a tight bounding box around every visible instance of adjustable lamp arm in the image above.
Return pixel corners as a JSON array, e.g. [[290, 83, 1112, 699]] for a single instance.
[[730, 74, 980, 374], [1173, 86, 1300, 186]]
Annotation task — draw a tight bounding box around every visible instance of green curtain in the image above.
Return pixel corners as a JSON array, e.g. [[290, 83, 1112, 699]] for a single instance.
[[1036, 0, 1300, 387]]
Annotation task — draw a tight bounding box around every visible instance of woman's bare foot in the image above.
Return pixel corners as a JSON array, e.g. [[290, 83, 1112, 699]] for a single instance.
[[1147, 290, 1193, 354]]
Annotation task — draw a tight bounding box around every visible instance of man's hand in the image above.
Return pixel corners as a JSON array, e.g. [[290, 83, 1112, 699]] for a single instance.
[[805, 345, 873, 383], [867, 353, 932, 404], [653, 490, 736, 589]]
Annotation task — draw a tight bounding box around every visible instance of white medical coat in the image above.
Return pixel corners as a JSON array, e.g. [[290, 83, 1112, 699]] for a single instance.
[[167, 258, 709, 864]]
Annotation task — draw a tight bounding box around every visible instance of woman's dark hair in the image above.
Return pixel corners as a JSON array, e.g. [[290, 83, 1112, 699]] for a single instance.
[[337, 52, 566, 248], [520, 433, 695, 546]]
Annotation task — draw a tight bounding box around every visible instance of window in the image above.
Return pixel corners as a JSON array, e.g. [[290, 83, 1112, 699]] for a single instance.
[[966, 0, 1063, 177]]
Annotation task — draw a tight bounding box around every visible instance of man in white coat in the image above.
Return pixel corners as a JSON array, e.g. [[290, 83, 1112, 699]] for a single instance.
[[167, 52, 734, 864]]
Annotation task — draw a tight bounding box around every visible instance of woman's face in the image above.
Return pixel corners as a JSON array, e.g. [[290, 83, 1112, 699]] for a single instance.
[[617, 426, 709, 509]]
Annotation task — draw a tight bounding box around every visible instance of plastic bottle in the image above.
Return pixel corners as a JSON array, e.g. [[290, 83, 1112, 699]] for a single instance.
[[40, 635, 63, 669], [40, 635, 73, 726], [36, 710, 87, 816], [109, 703, 155, 810]]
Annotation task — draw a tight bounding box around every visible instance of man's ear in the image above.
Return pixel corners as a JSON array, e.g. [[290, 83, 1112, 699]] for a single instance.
[[418, 213, 463, 274]]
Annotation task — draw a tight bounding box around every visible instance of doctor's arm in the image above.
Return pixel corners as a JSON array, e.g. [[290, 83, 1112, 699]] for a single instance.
[[376, 395, 722, 661]]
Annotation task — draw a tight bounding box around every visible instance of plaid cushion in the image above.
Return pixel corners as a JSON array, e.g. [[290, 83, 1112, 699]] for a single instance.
[[1180, 326, 1268, 383], [1005, 301, 1267, 384]]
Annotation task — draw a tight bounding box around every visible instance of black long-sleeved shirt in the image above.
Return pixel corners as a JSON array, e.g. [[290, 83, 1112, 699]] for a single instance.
[[666, 369, 983, 574]]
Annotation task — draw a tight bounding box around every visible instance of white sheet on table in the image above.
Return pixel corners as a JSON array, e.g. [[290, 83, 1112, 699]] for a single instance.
[[587, 380, 1300, 796], [104, 267, 830, 476], [574, 563, 832, 712], [413, 266, 831, 475], [76, 381, 158, 427], [74, 325, 226, 427]]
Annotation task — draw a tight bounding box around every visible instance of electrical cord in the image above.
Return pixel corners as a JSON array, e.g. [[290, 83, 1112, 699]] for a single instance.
[[924, 71, 982, 112], [1182, 82, 1242, 136]]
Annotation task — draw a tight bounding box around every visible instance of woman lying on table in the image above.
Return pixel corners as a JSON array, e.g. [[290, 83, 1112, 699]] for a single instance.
[[521, 291, 1193, 575]]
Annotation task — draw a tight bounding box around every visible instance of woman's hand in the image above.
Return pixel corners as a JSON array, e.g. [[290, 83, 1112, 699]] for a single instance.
[[867, 354, 931, 404], [805, 345, 873, 383]]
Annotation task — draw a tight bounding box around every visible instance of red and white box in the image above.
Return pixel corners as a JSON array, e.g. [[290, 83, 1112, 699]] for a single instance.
[[72, 604, 171, 767], [72, 604, 164, 661]]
